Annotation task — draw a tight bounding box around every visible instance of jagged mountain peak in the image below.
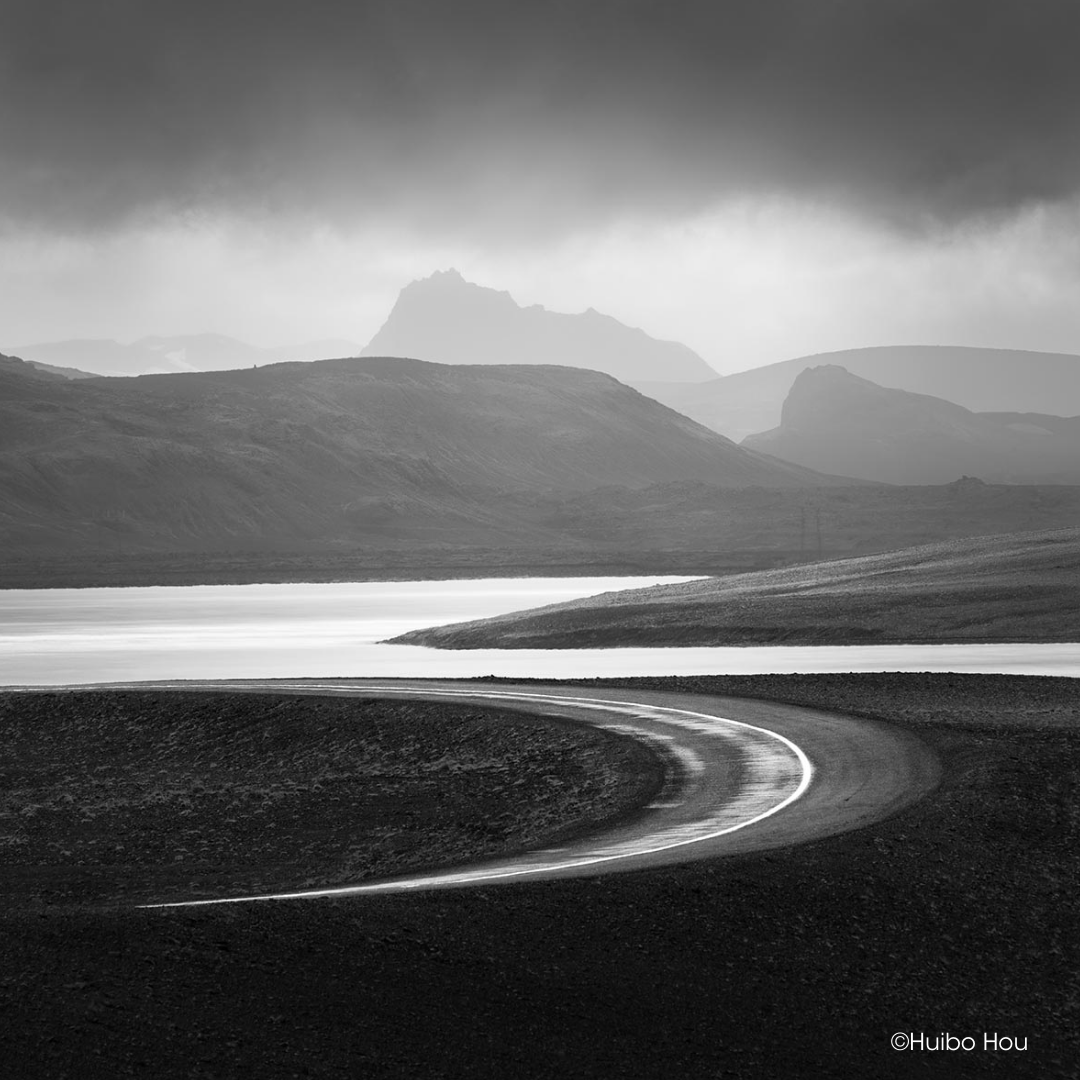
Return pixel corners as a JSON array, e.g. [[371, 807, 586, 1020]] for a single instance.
[[362, 271, 717, 382]]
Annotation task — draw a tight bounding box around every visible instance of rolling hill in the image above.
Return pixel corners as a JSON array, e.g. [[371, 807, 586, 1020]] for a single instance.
[[392, 527, 1080, 648], [361, 269, 717, 383], [0, 354, 834, 556], [636, 345, 1080, 441], [741, 365, 1080, 484]]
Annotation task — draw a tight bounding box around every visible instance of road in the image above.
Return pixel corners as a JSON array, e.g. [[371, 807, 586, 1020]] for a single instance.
[[127, 679, 939, 907]]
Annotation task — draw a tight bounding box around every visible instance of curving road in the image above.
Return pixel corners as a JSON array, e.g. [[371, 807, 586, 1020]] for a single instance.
[[115, 679, 941, 908]]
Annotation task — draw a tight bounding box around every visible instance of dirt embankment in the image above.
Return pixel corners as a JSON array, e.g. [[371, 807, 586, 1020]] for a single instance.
[[0, 691, 662, 908]]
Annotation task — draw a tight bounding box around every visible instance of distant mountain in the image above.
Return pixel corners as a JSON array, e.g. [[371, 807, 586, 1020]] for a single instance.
[[392, 527, 1080, 649], [362, 269, 717, 383], [635, 345, 1080, 441], [741, 365, 1080, 484], [0, 356, 834, 555], [6, 334, 365, 377]]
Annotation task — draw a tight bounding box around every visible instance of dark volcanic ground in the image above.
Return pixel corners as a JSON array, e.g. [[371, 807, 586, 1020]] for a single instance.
[[0, 692, 662, 907], [0, 675, 1076, 1079]]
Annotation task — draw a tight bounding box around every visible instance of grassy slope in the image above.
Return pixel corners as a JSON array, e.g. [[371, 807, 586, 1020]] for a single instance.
[[0, 674, 1075, 1078], [394, 527, 1080, 648]]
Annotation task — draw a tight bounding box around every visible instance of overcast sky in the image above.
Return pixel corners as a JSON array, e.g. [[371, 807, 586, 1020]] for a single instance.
[[4, 0, 1080, 372]]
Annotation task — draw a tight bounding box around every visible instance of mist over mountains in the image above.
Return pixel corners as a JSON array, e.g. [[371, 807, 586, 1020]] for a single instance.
[[8, 270, 717, 385], [6, 268, 1080, 577], [11, 273, 1079, 460], [362, 269, 717, 383], [743, 366, 1080, 485], [7, 334, 365, 379], [639, 345, 1080, 442]]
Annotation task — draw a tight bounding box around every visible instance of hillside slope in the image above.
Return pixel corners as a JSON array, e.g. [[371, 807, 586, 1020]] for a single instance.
[[393, 528, 1080, 648], [636, 345, 1080, 441], [0, 355, 833, 554], [742, 365, 1080, 484], [0, 353, 90, 383], [362, 269, 716, 383]]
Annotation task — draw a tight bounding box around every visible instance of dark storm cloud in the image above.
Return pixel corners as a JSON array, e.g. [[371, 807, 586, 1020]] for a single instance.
[[3, 0, 1080, 235]]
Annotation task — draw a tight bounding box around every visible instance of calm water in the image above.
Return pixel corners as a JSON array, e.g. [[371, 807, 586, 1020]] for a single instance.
[[2, 577, 1077, 686]]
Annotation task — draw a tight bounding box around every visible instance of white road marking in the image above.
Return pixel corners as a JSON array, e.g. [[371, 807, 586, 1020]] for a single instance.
[[142, 684, 814, 908]]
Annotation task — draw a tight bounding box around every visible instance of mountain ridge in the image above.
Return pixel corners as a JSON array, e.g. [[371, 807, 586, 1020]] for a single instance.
[[635, 344, 1080, 441], [361, 269, 717, 383], [741, 365, 1080, 484]]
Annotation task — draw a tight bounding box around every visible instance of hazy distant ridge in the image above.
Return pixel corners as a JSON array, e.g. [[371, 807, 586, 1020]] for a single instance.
[[742, 365, 1080, 484], [638, 345, 1080, 442], [6, 334, 365, 378], [362, 269, 717, 383]]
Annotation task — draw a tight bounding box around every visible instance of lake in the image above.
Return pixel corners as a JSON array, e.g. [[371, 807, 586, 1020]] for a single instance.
[[2, 577, 1076, 686]]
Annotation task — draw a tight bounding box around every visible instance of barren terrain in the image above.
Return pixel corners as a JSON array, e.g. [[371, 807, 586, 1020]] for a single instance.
[[0, 692, 661, 908], [395, 527, 1080, 649], [0, 674, 1076, 1077]]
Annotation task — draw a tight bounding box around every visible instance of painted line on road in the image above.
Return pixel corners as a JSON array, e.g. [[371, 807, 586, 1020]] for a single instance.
[[142, 685, 813, 907]]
